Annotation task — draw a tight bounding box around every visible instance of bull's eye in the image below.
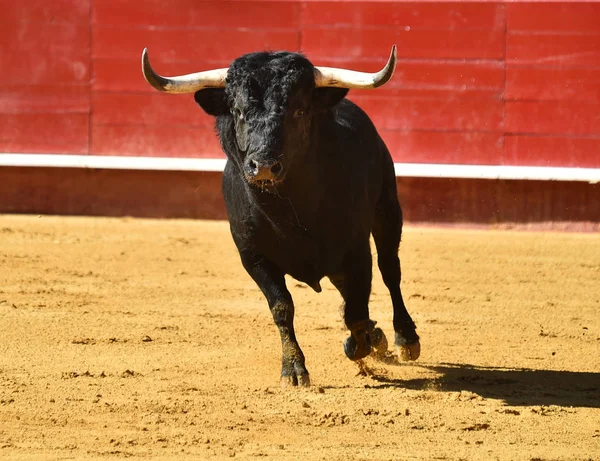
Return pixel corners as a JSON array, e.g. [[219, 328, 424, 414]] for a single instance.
[[294, 109, 305, 118]]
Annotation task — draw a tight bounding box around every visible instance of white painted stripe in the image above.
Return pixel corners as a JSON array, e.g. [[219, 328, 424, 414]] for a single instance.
[[0, 153, 598, 183], [0, 154, 227, 172], [393, 163, 600, 183]]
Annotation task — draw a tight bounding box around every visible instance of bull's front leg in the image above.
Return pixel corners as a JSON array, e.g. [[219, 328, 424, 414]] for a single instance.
[[330, 240, 381, 361], [239, 252, 310, 388]]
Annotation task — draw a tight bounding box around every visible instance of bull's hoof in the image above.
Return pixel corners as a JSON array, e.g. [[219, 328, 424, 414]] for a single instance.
[[370, 327, 388, 358], [344, 334, 371, 361], [280, 372, 310, 388], [395, 341, 421, 361]]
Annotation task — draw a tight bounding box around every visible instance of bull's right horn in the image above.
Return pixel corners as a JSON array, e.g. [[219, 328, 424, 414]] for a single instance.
[[142, 48, 228, 93]]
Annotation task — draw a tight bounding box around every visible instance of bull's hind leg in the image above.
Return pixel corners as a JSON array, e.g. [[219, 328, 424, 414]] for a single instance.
[[239, 251, 310, 387], [372, 190, 421, 361]]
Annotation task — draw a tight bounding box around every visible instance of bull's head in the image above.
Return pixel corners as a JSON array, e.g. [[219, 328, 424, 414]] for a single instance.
[[141, 47, 396, 188]]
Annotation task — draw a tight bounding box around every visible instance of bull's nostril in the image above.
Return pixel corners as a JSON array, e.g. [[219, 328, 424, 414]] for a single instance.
[[248, 159, 259, 176], [270, 162, 283, 175]]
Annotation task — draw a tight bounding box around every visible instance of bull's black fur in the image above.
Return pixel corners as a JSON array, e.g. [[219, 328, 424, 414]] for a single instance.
[[195, 51, 419, 386]]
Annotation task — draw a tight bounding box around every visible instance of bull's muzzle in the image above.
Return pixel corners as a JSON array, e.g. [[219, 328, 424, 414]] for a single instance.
[[244, 157, 284, 184]]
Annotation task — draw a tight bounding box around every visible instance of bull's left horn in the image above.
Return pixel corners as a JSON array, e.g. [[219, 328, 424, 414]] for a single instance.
[[313, 45, 397, 89], [142, 48, 228, 93]]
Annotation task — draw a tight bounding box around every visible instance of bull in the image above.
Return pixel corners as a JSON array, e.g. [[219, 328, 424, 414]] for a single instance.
[[141, 46, 420, 387]]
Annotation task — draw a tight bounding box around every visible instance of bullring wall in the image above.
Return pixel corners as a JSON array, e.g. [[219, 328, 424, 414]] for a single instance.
[[1, 1, 599, 224]]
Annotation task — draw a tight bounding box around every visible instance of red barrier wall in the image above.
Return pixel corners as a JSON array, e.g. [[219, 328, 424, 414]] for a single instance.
[[2, 1, 600, 169], [1, 167, 597, 229]]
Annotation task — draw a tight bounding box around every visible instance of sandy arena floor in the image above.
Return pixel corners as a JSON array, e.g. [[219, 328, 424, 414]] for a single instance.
[[0, 215, 599, 460]]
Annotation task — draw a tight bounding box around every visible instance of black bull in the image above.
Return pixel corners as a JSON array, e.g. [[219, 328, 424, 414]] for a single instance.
[[142, 48, 420, 387]]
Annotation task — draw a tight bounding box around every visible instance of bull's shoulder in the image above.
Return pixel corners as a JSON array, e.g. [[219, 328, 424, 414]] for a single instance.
[[330, 99, 383, 150], [333, 99, 377, 130], [326, 99, 387, 160]]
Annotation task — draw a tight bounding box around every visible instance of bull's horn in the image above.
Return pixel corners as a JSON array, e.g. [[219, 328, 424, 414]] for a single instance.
[[141, 48, 228, 93], [313, 45, 397, 89]]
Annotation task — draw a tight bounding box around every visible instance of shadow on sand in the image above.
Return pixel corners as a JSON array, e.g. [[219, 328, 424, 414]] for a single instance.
[[365, 362, 600, 408]]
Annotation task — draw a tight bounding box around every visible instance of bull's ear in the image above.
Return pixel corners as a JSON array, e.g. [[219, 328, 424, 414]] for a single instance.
[[311, 88, 349, 111], [194, 89, 229, 116]]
